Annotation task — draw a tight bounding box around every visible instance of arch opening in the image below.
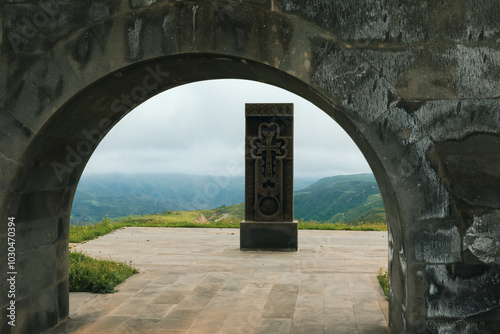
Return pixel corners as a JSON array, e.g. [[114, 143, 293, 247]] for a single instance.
[[63, 77, 389, 332], [3, 54, 401, 333]]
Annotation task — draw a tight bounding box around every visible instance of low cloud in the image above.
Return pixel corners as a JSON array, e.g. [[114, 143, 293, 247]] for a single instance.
[[84, 79, 372, 178]]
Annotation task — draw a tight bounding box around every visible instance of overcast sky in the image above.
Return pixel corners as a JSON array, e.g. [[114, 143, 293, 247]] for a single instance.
[[82, 79, 372, 179]]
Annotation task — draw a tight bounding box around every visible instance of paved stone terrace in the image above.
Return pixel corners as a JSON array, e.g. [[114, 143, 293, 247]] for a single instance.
[[46, 228, 389, 334]]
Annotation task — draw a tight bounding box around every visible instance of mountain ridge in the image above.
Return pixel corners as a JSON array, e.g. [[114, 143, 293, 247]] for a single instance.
[[71, 173, 385, 224]]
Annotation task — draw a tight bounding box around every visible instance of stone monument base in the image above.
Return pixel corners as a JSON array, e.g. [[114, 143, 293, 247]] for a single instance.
[[240, 221, 298, 251]]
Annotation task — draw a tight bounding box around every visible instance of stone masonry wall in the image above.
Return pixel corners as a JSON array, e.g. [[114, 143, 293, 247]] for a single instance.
[[1, 1, 500, 333]]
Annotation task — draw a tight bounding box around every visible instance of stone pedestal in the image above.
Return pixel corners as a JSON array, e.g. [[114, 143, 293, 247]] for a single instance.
[[241, 103, 296, 251], [240, 221, 298, 251]]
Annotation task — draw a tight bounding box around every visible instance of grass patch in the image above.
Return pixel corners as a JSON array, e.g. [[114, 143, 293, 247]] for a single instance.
[[69, 250, 138, 293], [69, 218, 387, 244], [69, 217, 122, 243], [298, 220, 387, 231], [377, 266, 389, 300], [69, 204, 387, 244]]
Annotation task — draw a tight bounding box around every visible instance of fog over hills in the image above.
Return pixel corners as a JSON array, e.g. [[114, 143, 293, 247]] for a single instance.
[[71, 173, 317, 223], [71, 173, 385, 224]]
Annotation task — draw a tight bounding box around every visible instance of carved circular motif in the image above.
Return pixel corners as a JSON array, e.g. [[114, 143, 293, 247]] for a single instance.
[[258, 196, 280, 218]]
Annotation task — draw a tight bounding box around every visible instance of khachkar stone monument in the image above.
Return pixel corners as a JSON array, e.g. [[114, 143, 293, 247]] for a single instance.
[[240, 103, 298, 251]]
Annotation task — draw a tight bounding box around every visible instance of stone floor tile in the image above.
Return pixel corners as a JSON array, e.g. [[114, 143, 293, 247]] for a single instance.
[[290, 324, 326, 334], [44, 321, 90, 334], [149, 330, 184, 334], [324, 323, 359, 334], [292, 307, 323, 327], [135, 303, 176, 319], [218, 311, 261, 334], [353, 308, 387, 326], [112, 318, 160, 334], [254, 318, 292, 334], [49, 228, 389, 334], [155, 308, 203, 330], [261, 284, 299, 318], [153, 290, 189, 304], [298, 274, 324, 295], [324, 306, 356, 324], [79, 316, 130, 334], [108, 297, 151, 316], [357, 323, 391, 333], [295, 293, 323, 308], [184, 308, 232, 334]]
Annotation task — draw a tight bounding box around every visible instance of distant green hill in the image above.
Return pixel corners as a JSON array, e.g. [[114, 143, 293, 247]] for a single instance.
[[71, 173, 245, 223], [71, 173, 317, 224], [293, 173, 386, 224], [71, 173, 386, 225]]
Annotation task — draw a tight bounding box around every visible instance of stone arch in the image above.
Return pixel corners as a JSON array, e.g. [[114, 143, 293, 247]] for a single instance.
[[2, 1, 500, 333]]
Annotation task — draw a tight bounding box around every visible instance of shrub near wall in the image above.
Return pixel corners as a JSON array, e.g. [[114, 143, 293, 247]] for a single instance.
[[69, 251, 138, 293]]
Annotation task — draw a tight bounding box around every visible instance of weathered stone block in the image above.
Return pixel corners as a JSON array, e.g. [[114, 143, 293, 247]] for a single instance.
[[0, 106, 33, 161], [0, 75, 55, 134], [15, 216, 59, 253], [405, 263, 427, 329], [16, 189, 68, 222], [359, 48, 420, 88], [466, 0, 500, 42], [388, 288, 406, 333], [416, 99, 500, 142], [240, 221, 298, 251], [426, 264, 500, 319], [412, 223, 462, 264], [456, 46, 500, 99], [433, 134, 500, 210], [395, 50, 458, 100], [2, 2, 117, 54], [341, 67, 397, 129], [0, 154, 17, 195], [389, 236, 407, 312], [312, 43, 371, 102], [17, 244, 56, 301], [55, 239, 69, 282], [280, 0, 391, 42], [464, 212, 500, 265], [57, 279, 69, 323], [8, 137, 89, 193], [15, 284, 59, 334], [58, 215, 69, 242]]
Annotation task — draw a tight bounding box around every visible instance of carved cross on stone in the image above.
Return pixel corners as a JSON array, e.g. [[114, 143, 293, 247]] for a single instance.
[[250, 123, 287, 183], [241, 103, 297, 251], [250, 123, 288, 220]]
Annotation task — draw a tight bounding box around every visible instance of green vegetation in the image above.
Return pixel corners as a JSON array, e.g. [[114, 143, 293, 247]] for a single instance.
[[71, 173, 385, 225], [377, 267, 389, 300], [69, 250, 138, 293], [298, 220, 387, 231], [69, 217, 118, 243], [294, 173, 386, 224], [71, 173, 247, 223], [70, 203, 387, 243], [68, 201, 386, 295]]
